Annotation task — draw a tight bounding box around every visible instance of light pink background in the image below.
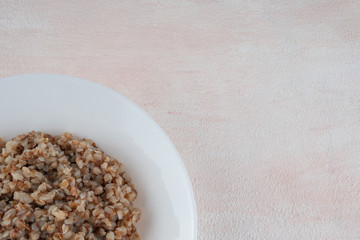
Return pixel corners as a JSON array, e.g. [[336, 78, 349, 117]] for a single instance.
[[1, 1, 360, 239]]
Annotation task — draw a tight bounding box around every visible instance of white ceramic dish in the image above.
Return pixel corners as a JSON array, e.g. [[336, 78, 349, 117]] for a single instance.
[[0, 74, 197, 240]]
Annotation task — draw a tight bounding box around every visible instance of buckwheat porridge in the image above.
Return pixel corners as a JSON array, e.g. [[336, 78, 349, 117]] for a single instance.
[[0, 131, 141, 240]]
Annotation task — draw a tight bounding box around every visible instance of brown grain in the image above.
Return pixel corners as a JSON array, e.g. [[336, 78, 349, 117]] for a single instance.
[[0, 131, 140, 239]]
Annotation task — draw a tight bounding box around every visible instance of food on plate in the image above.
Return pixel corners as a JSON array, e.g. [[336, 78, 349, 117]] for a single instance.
[[0, 131, 141, 240]]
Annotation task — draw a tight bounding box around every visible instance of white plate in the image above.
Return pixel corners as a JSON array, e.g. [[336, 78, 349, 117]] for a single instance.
[[0, 74, 197, 240]]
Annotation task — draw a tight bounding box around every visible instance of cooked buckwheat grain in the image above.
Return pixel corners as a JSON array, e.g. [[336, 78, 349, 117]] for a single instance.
[[0, 131, 141, 240]]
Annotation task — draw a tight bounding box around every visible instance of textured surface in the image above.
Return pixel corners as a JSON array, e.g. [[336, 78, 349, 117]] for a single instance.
[[1, 1, 360, 239]]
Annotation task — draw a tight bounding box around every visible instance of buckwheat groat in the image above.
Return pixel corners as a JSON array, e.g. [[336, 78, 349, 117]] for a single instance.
[[0, 131, 141, 240]]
